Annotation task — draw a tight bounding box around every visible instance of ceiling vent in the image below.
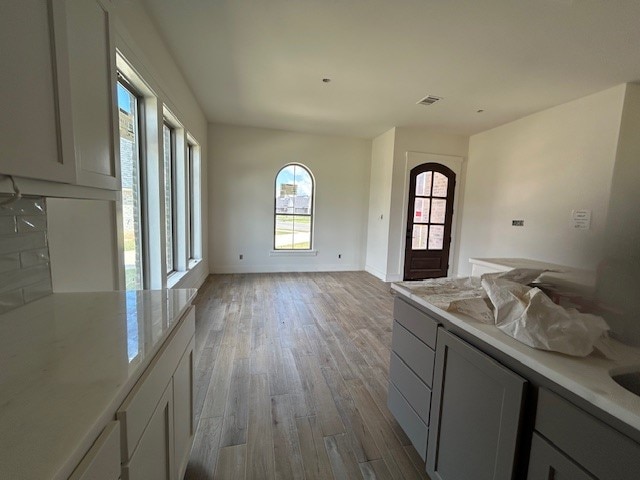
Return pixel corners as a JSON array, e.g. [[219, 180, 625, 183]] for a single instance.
[[417, 95, 442, 106]]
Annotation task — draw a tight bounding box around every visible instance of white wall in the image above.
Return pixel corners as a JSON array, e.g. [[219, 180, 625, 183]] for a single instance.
[[48, 199, 119, 292], [457, 84, 626, 276], [208, 123, 371, 273], [597, 83, 640, 345], [364, 128, 395, 279], [386, 127, 469, 281]]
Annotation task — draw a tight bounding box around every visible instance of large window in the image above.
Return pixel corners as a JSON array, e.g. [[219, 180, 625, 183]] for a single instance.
[[163, 122, 176, 274], [117, 76, 145, 290], [274, 164, 314, 250]]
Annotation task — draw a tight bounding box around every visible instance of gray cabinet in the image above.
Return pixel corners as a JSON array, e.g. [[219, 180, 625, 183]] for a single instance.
[[388, 298, 439, 461], [427, 328, 526, 480], [533, 389, 640, 480], [527, 433, 594, 480]]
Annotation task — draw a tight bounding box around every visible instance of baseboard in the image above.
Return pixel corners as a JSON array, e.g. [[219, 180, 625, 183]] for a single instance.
[[211, 263, 362, 274], [364, 265, 403, 283]]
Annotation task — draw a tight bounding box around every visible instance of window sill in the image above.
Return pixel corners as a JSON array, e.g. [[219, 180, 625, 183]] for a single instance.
[[167, 258, 202, 288], [269, 249, 318, 257]]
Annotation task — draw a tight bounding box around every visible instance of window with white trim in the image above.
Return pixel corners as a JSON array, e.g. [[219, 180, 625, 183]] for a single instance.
[[274, 164, 314, 250]]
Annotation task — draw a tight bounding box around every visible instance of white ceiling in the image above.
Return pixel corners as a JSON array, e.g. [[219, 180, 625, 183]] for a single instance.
[[142, 0, 640, 138]]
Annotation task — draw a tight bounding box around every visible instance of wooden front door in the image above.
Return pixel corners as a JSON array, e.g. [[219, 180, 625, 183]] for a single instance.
[[404, 163, 456, 280]]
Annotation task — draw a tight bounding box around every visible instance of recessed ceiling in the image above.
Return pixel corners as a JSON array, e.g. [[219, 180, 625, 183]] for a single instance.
[[142, 0, 640, 138]]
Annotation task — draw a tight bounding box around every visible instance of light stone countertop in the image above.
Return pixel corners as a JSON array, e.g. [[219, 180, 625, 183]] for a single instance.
[[391, 281, 640, 436], [0, 288, 197, 480]]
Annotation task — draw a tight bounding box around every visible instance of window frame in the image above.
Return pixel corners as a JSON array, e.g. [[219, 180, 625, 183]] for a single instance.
[[273, 163, 315, 251], [162, 121, 178, 275], [186, 142, 195, 261], [116, 71, 149, 289]]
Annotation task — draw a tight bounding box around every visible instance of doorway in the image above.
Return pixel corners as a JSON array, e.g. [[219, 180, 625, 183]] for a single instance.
[[404, 162, 456, 280]]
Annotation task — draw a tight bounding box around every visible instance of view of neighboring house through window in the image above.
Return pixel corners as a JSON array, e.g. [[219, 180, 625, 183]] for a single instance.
[[117, 78, 145, 289], [163, 123, 176, 274], [274, 164, 314, 249]]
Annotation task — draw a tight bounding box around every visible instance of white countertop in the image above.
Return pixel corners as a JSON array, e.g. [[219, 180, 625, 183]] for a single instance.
[[0, 289, 197, 480], [391, 280, 640, 435]]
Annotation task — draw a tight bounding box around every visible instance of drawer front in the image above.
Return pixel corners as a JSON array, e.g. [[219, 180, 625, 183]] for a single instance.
[[389, 352, 431, 424], [117, 307, 195, 460], [69, 421, 120, 480], [536, 389, 640, 480], [394, 297, 439, 349], [388, 382, 428, 461], [391, 321, 435, 387], [527, 433, 594, 480]]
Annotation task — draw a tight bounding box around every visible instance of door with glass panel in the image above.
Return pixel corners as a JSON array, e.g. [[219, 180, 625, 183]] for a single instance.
[[404, 163, 456, 280]]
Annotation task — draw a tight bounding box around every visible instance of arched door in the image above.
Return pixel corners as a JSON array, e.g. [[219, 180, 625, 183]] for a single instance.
[[404, 163, 456, 280]]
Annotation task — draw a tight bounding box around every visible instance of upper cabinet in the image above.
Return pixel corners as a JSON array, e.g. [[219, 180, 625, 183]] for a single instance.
[[0, 0, 119, 190], [0, 0, 76, 184], [65, 0, 119, 190]]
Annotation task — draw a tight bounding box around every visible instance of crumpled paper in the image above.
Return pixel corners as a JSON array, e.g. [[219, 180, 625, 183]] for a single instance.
[[482, 275, 609, 357]]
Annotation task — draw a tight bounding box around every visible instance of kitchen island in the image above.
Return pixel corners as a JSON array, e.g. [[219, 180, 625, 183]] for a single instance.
[[390, 279, 640, 480], [0, 289, 196, 480]]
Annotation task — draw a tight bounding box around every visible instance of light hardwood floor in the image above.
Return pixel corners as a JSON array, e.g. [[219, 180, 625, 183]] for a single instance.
[[185, 271, 430, 480]]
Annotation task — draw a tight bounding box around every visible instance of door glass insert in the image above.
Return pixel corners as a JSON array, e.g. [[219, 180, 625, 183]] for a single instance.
[[412, 224, 428, 250], [415, 172, 433, 196], [432, 172, 448, 197], [431, 199, 447, 223], [414, 198, 430, 223], [428, 225, 445, 250]]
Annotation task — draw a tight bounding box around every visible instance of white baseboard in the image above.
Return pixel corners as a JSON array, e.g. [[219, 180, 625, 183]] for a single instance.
[[364, 265, 403, 283], [210, 263, 362, 274]]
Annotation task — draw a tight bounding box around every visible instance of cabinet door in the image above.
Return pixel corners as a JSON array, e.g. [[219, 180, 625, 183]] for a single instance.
[[0, 0, 75, 183], [65, 0, 119, 189], [527, 433, 594, 480], [427, 329, 526, 480], [122, 382, 175, 480], [173, 338, 195, 480]]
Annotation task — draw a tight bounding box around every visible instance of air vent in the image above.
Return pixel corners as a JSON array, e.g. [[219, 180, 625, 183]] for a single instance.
[[417, 95, 442, 106]]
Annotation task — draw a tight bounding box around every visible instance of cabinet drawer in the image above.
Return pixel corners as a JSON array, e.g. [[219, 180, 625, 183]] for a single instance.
[[69, 421, 120, 480], [527, 433, 594, 480], [394, 297, 438, 349], [388, 382, 428, 461], [117, 307, 195, 460], [391, 321, 435, 387], [389, 352, 431, 424], [535, 389, 640, 480]]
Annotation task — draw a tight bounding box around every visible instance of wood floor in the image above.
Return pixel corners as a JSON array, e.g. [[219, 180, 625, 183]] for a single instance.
[[184, 271, 431, 480]]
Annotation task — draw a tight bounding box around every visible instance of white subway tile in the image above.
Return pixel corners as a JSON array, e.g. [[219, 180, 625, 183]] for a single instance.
[[0, 232, 47, 254], [17, 215, 47, 233], [20, 248, 50, 268], [0, 217, 16, 234], [0, 254, 20, 274], [22, 279, 52, 303], [0, 264, 50, 293]]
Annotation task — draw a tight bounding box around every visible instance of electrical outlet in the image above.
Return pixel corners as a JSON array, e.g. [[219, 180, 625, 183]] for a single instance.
[[239, 254, 243, 260], [512, 220, 524, 227]]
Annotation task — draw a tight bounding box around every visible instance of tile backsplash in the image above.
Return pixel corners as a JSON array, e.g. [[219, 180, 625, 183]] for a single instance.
[[0, 196, 52, 314]]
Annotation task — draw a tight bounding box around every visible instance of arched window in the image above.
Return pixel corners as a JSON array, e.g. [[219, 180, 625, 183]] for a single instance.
[[274, 163, 314, 250]]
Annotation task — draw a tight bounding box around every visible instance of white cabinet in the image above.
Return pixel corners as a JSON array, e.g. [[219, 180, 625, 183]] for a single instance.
[[122, 383, 174, 480], [173, 340, 195, 480], [0, 0, 76, 184], [118, 307, 195, 480], [0, 0, 119, 190], [64, 0, 119, 190]]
